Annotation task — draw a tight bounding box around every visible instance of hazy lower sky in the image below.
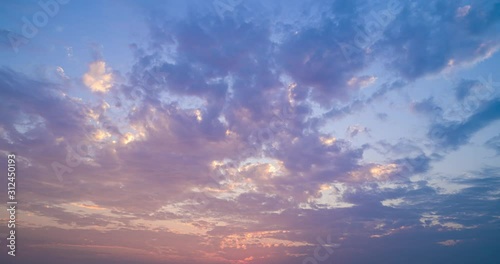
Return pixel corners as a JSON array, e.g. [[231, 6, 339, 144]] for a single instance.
[[0, 0, 499, 263]]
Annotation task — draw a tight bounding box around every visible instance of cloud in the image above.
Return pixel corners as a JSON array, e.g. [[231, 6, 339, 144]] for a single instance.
[[1, 0, 500, 263], [0, 68, 93, 147], [83, 61, 114, 93], [429, 99, 500, 150], [56, 66, 69, 80], [454, 79, 482, 101], [381, 0, 500, 80], [277, 1, 371, 105], [412, 97, 443, 118], [346, 125, 369, 138], [485, 134, 500, 155], [347, 75, 377, 88], [456, 5, 471, 18], [438, 239, 462, 246]]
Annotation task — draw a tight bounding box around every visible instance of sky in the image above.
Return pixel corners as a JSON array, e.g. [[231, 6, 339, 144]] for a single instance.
[[0, 0, 499, 263]]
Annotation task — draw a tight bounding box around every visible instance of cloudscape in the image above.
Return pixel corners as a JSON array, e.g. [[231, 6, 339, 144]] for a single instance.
[[0, 0, 499, 263]]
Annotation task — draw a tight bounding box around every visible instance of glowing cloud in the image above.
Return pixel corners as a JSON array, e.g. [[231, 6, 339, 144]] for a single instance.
[[320, 136, 337, 146], [370, 164, 398, 180], [83, 61, 114, 93]]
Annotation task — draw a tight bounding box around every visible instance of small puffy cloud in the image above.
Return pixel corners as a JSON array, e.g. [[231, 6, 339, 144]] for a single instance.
[[347, 75, 377, 88], [456, 5, 471, 18], [485, 134, 500, 155], [319, 136, 337, 146], [56, 66, 69, 80], [438, 239, 462, 246], [349, 163, 399, 182], [346, 125, 369, 138], [93, 129, 111, 141], [370, 163, 398, 180], [121, 132, 135, 145], [83, 61, 114, 93], [381, 198, 405, 208]]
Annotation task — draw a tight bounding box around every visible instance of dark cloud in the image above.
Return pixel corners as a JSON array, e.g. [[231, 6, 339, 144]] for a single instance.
[[412, 97, 443, 118], [381, 0, 500, 80], [485, 134, 500, 155], [429, 99, 500, 150], [376, 112, 388, 121], [324, 79, 407, 120], [455, 79, 482, 101]]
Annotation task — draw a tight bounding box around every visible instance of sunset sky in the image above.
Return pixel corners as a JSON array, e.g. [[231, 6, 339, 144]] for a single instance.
[[0, 0, 499, 263]]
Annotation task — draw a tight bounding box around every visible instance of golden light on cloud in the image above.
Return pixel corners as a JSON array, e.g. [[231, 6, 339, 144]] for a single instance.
[[121, 132, 135, 145], [348, 163, 399, 182], [211, 160, 225, 168], [320, 136, 336, 146], [370, 164, 398, 180], [243, 256, 254, 262], [83, 61, 114, 93], [93, 129, 111, 141], [194, 109, 203, 122], [319, 183, 332, 191], [219, 230, 307, 250], [70, 202, 106, 210], [266, 162, 281, 175], [225, 129, 236, 137]]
